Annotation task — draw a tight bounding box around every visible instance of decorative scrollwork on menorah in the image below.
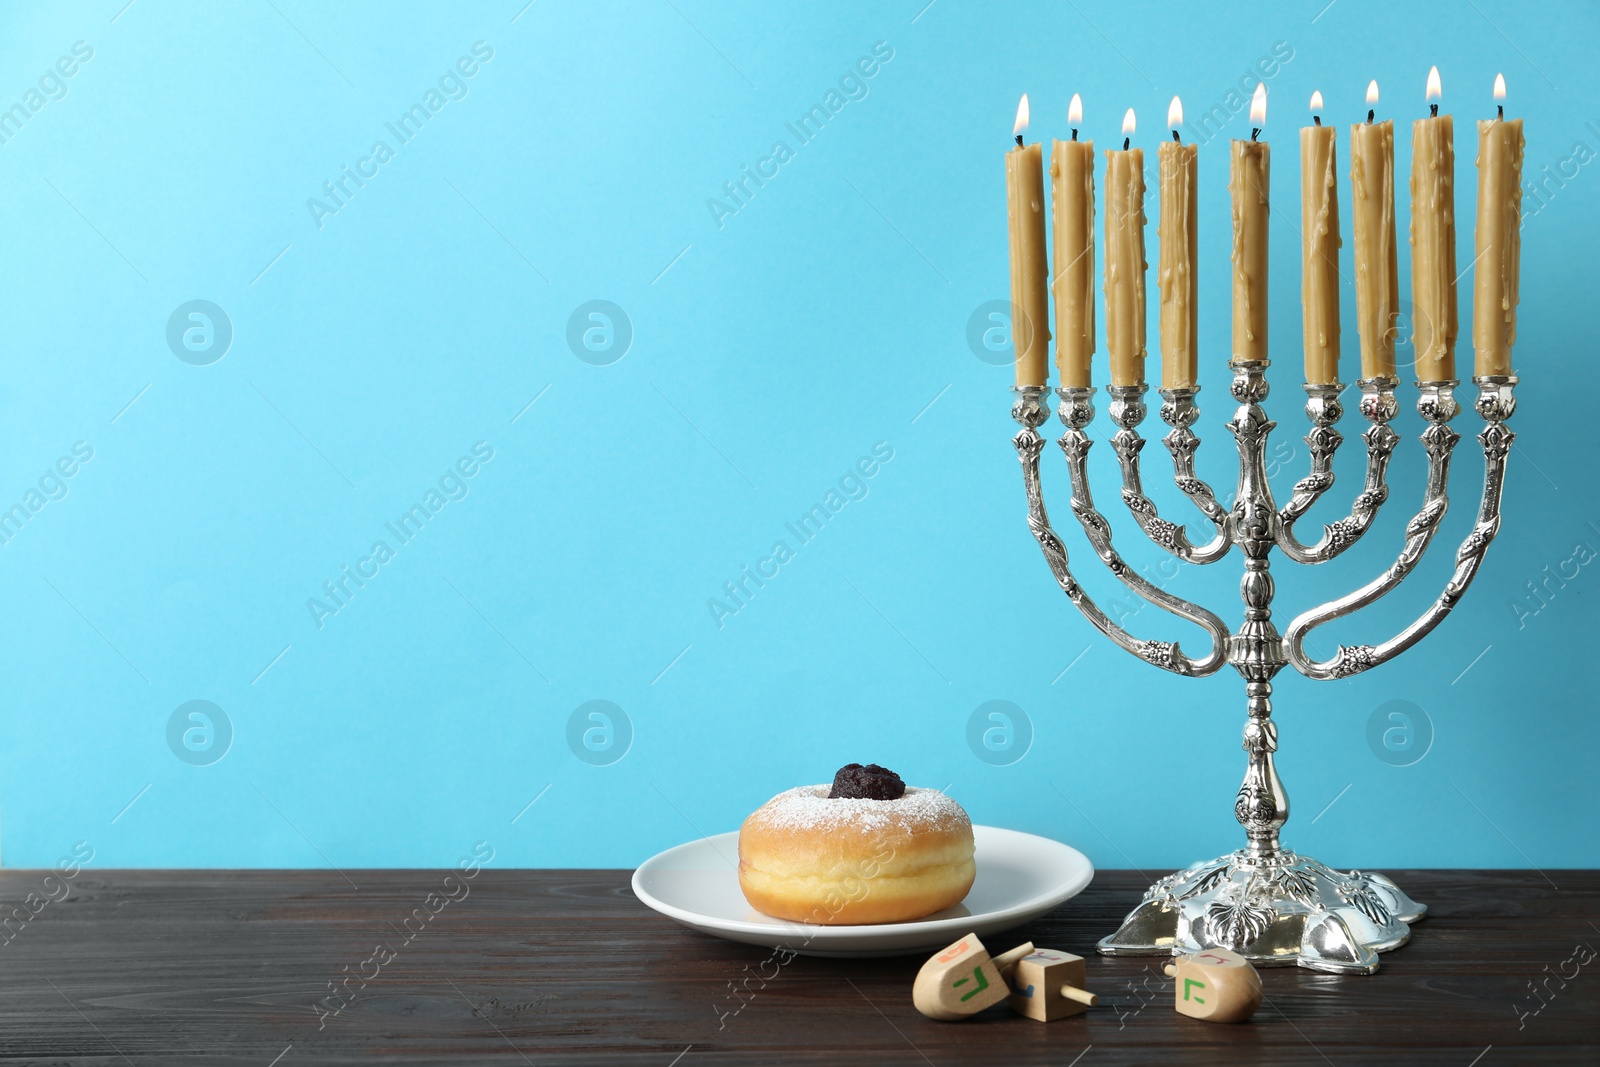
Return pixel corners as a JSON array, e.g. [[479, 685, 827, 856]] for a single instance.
[[1012, 362, 1517, 974]]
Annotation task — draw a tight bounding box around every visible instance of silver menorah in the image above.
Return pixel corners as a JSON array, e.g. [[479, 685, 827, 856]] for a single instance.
[[1011, 360, 1517, 974]]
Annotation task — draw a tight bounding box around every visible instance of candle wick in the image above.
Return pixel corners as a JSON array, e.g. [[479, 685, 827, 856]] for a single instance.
[[1250, 127, 1259, 142], [1430, 102, 1438, 117], [1313, 115, 1321, 126], [1498, 104, 1504, 119], [1015, 134, 1024, 148], [1123, 136, 1129, 150], [1071, 128, 1078, 141], [1367, 109, 1374, 124], [1171, 129, 1180, 142]]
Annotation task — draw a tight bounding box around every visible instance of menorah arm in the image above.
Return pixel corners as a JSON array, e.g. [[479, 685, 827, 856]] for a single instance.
[[1106, 385, 1231, 564], [1158, 387, 1234, 547], [1276, 378, 1401, 564], [1017, 386, 1231, 677], [1285, 379, 1516, 680]]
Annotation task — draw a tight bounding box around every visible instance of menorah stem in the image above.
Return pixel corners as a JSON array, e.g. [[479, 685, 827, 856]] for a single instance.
[[1224, 361, 1291, 862], [1235, 580, 1289, 861]]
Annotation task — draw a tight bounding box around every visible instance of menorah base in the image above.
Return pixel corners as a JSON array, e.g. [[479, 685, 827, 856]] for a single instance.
[[1096, 849, 1427, 975]]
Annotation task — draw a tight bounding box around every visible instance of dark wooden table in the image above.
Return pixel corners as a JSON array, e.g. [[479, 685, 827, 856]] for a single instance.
[[0, 869, 1593, 1065]]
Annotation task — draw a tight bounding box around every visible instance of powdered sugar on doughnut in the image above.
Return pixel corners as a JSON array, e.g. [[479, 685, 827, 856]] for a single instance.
[[750, 785, 969, 834]]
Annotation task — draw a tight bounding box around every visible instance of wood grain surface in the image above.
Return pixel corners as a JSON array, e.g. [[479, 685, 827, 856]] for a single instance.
[[0, 868, 1593, 1065]]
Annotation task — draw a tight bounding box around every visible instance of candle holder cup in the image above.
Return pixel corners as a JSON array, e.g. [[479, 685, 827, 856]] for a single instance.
[[1011, 361, 1516, 974]]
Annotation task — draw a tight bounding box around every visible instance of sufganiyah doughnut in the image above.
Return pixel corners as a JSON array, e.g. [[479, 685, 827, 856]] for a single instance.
[[738, 764, 976, 925]]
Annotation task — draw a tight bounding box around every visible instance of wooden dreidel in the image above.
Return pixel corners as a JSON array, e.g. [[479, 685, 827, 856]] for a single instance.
[[1006, 948, 1100, 1022], [1164, 947, 1263, 1023], [912, 934, 1035, 1020]]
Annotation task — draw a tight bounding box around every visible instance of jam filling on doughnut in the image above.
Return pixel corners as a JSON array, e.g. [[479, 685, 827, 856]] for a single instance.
[[827, 763, 906, 800]]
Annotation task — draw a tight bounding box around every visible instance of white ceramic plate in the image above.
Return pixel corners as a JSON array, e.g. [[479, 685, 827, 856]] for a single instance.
[[631, 825, 1094, 957]]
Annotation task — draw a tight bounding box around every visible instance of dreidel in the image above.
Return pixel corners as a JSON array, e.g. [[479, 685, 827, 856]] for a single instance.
[[912, 934, 1036, 1020], [1006, 948, 1100, 1022], [1164, 947, 1263, 1023]]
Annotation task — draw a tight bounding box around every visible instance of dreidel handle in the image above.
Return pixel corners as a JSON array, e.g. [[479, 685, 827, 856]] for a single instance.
[[990, 941, 1036, 977], [1060, 984, 1099, 1007]]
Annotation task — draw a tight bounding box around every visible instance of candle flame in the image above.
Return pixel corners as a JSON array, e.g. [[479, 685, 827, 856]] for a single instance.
[[1068, 92, 1083, 126], [1122, 107, 1136, 137], [1309, 90, 1324, 114], [1167, 96, 1182, 128], [1249, 82, 1266, 126], [1493, 72, 1506, 101], [1366, 79, 1379, 106], [1426, 65, 1442, 103], [1014, 94, 1030, 137]]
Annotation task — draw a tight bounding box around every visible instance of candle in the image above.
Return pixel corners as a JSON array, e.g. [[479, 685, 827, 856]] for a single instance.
[[1006, 93, 1051, 387], [1350, 79, 1399, 380], [1301, 90, 1341, 384], [1158, 96, 1198, 390], [1229, 83, 1270, 364], [1474, 73, 1524, 377], [1050, 93, 1096, 388], [1104, 108, 1147, 387], [1410, 65, 1458, 382]]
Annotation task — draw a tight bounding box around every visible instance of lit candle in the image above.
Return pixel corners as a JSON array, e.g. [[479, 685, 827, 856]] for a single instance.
[[1050, 93, 1096, 388], [1006, 93, 1051, 387], [1158, 96, 1198, 390], [1230, 83, 1270, 364], [1105, 108, 1147, 387], [1350, 79, 1398, 380], [1474, 73, 1523, 377], [1301, 90, 1341, 384], [1410, 65, 1458, 383]]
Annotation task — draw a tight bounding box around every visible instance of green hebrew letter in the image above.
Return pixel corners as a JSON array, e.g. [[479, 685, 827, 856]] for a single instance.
[[956, 966, 990, 1002]]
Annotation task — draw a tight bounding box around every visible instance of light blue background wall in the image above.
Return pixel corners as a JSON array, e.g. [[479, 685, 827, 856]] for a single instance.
[[0, 0, 1593, 871]]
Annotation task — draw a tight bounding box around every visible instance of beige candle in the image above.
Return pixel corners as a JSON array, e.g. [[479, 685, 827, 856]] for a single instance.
[[1474, 73, 1523, 377], [1300, 92, 1341, 384], [1006, 94, 1051, 387], [1350, 81, 1398, 380], [1050, 93, 1095, 388], [1158, 96, 1198, 390], [1410, 66, 1457, 383], [1104, 108, 1147, 387], [1229, 84, 1270, 364]]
